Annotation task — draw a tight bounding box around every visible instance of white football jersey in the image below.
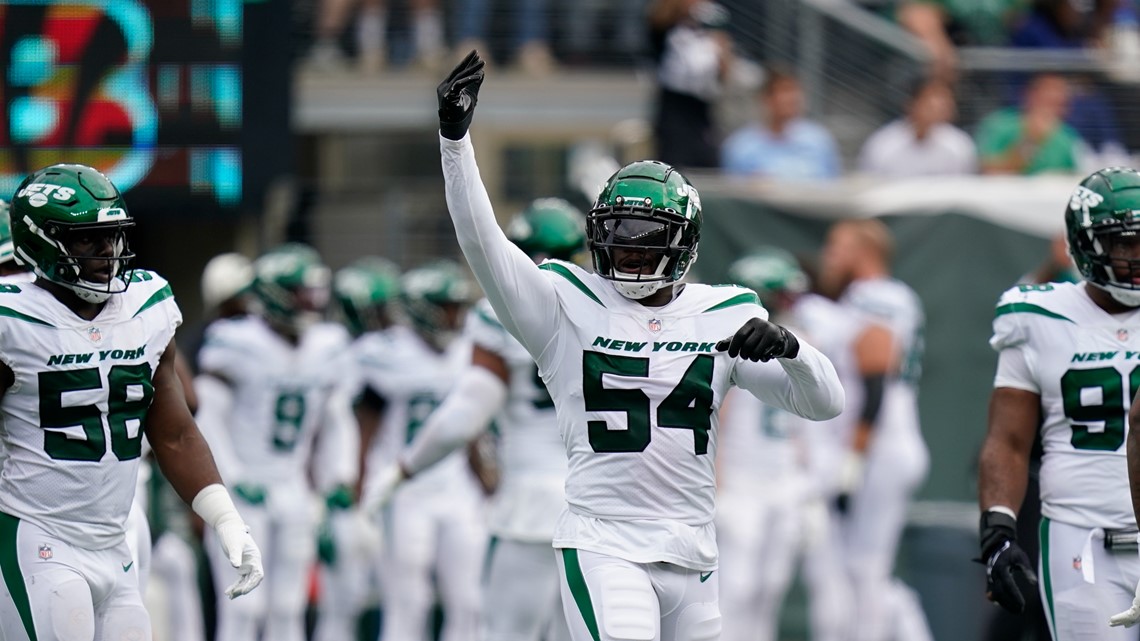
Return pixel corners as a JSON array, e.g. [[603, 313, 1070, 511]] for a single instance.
[[0, 271, 180, 549], [357, 325, 482, 498], [197, 316, 353, 486], [842, 277, 925, 389], [467, 298, 567, 540], [991, 282, 1140, 530]]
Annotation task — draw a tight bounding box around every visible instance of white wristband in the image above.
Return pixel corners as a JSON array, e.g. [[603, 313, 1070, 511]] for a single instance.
[[987, 505, 1018, 521], [192, 484, 244, 529]]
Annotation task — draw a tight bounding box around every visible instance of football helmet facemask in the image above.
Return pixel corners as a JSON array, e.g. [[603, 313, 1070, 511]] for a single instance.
[[399, 259, 475, 350], [334, 256, 401, 337], [251, 243, 331, 335], [10, 164, 135, 303], [587, 160, 701, 300], [1067, 167, 1140, 307], [505, 198, 587, 263]]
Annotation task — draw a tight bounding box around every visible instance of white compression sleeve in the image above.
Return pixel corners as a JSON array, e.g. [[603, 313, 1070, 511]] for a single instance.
[[192, 374, 244, 484], [440, 133, 560, 359], [732, 337, 845, 421], [400, 365, 508, 476]]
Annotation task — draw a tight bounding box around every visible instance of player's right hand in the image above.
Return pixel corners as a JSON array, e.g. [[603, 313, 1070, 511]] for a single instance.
[[716, 318, 800, 362], [1110, 578, 1140, 627], [979, 509, 1037, 613], [834, 451, 865, 514], [437, 50, 485, 141], [360, 464, 406, 517], [214, 518, 265, 599]]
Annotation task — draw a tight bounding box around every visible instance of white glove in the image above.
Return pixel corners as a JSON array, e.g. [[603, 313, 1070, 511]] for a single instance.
[[361, 464, 405, 517], [215, 517, 264, 599], [1110, 577, 1140, 627]]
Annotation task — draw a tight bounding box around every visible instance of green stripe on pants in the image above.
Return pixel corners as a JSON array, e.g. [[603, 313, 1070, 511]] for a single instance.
[[561, 548, 600, 641], [0, 512, 37, 641], [1039, 516, 1056, 633]]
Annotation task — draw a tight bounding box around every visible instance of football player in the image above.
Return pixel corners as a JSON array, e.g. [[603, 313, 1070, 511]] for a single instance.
[[817, 218, 932, 641], [0, 164, 262, 641], [313, 256, 400, 641], [364, 199, 587, 641], [981, 167, 1140, 639], [715, 247, 817, 641], [357, 259, 487, 641], [195, 243, 358, 641], [434, 51, 843, 641]]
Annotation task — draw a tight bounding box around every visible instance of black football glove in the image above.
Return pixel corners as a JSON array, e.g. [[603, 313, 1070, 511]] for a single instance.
[[716, 318, 800, 362], [437, 50, 485, 141], [979, 509, 1037, 613]]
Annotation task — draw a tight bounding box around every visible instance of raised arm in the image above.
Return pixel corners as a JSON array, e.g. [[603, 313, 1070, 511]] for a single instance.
[[437, 51, 560, 356]]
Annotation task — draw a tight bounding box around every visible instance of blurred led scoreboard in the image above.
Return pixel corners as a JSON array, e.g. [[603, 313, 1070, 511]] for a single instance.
[[0, 0, 243, 211]]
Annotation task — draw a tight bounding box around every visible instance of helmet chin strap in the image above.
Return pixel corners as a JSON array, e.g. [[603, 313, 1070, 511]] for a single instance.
[[1105, 284, 1140, 308]]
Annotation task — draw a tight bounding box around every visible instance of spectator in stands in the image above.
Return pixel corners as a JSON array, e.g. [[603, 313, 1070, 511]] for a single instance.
[[975, 72, 1084, 175], [454, 0, 555, 75], [857, 77, 977, 178], [648, 0, 734, 169], [896, 0, 1030, 81], [306, 0, 444, 73], [720, 67, 842, 180]]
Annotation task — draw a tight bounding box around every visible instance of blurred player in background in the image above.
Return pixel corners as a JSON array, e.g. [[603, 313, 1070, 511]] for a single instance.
[[818, 218, 932, 641], [0, 164, 263, 641], [980, 168, 1140, 639], [357, 259, 487, 641], [195, 243, 358, 641], [716, 247, 818, 641], [436, 51, 843, 641], [365, 198, 587, 641], [313, 256, 401, 641]]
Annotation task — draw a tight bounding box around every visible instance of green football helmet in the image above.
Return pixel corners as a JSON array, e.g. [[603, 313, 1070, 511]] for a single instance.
[[587, 160, 701, 299], [1066, 167, 1140, 306], [399, 259, 476, 349], [10, 164, 135, 303], [505, 198, 587, 262], [333, 256, 401, 337], [251, 243, 331, 334], [727, 247, 809, 311]]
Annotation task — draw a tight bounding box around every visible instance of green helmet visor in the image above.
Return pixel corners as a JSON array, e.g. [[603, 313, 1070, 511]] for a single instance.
[[587, 208, 694, 286]]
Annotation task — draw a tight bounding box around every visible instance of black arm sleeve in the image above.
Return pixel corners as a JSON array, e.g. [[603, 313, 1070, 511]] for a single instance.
[[860, 374, 885, 426]]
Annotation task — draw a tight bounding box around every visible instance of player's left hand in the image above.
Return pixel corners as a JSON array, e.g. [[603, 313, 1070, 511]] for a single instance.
[[215, 518, 265, 599], [1110, 578, 1140, 627], [437, 50, 485, 141], [716, 318, 800, 362], [361, 464, 406, 517]]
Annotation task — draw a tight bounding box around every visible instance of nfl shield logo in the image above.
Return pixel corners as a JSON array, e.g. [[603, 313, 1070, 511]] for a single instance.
[[648, 318, 662, 333], [38, 544, 52, 560], [1119, 328, 1130, 342], [87, 326, 102, 343], [1072, 556, 1082, 571]]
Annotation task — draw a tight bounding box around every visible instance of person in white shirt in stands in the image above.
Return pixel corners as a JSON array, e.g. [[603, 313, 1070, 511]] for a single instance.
[[856, 77, 977, 179]]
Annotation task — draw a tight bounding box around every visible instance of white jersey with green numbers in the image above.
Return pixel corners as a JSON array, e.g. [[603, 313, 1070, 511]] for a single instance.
[[357, 325, 482, 497], [467, 298, 567, 540], [197, 316, 354, 486], [0, 271, 180, 549], [442, 133, 843, 571], [991, 281, 1140, 530]]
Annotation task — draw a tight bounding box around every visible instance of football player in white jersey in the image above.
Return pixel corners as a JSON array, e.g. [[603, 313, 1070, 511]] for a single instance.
[[195, 243, 358, 641], [434, 52, 844, 641], [356, 259, 486, 641], [715, 248, 818, 641], [364, 198, 588, 641], [0, 164, 263, 641], [817, 218, 931, 641], [981, 167, 1140, 639], [312, 256, 400, 641]]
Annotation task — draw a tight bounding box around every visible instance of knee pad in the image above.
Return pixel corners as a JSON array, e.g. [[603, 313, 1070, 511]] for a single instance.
[[673, 602, 722, 641]]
